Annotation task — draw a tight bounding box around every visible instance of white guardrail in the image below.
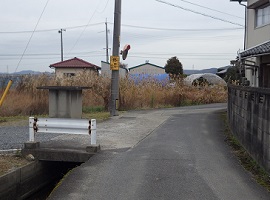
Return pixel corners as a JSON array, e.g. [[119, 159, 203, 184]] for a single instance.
[[29, 117, 96, 145]]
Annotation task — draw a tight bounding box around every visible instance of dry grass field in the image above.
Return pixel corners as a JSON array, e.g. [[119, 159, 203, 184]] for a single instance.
[[0, 73, 227, 117]]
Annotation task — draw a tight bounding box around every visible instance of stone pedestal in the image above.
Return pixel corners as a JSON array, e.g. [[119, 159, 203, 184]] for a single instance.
[[37, 86, 90, 118]]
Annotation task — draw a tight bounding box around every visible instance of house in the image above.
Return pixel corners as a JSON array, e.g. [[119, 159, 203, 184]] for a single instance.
[[234, 0, 270, 87], [101, 61, 128, 78], [128, 61, 169, 83], [128, 61, 165, 75], [49, 57, 101, 79], [216, 65, 232, 79]]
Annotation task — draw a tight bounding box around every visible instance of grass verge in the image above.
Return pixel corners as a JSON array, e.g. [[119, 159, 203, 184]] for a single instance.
[[221, 112, 270, 191], [0, 154, 30, 176], [0, 110, 111, 126], [0, 116, 29, 126]]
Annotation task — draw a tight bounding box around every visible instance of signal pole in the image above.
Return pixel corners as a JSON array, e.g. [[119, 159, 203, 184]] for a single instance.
[[110, 0, 121, 116], [58, 29, 66, 61], [105, 19, 109, 63]]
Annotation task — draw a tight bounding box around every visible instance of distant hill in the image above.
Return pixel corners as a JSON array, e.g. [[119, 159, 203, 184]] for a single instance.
[[184, 68, 218, 75], [0, 70, 52, 75], [14, 70, 45, 75]]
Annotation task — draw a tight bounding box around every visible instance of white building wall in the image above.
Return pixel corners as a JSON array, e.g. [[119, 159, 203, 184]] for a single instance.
[[100, 61, 128, 78], [55, 68, 96, 79], [101, 62, 111, 78], [129, 64, 165, 75], [243, 0, 270, 87], [246, 5, 270, 48]]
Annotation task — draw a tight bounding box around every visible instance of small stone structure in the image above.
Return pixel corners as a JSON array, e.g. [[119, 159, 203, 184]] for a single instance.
[[23, 86, 99, 162], [37, 86, 89, 118]]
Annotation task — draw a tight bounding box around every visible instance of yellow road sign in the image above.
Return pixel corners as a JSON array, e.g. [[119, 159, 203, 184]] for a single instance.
[[110, 56, 120, 70]]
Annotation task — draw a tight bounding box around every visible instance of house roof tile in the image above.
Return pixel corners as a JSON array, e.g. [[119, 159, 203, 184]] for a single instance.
[[240, 40, 270, 59], [49, 57, 101, 70]]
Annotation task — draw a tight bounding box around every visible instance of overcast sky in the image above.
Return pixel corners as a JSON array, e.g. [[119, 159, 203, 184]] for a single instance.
[[0, 0, 246, 73]]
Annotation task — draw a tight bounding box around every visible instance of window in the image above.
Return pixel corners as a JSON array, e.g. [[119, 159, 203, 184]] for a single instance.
[[256, 5, 270, 27], [64, 73, 76, 77]]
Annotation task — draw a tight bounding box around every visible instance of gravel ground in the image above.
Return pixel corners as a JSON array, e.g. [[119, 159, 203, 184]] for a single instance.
[[0, 126, 29, 150], [0, 124, 62, 150]]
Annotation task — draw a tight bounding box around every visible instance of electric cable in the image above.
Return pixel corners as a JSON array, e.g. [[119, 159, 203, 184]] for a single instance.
[[119, 23, 244, 31], [0, 23, 104, 34], [177, 0, 244, 19], [0, 22, 243, 35], [96, 0, 110, 13], [155, 0, 244, 27], [68, 1, 106, 54], [14, 0, 50, 73]]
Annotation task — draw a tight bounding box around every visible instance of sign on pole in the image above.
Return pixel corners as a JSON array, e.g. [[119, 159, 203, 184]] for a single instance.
[[110, 56, 120, 70]]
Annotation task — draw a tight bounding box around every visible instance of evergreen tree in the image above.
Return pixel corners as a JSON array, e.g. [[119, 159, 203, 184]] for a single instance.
[[165, 56, 183, 76]]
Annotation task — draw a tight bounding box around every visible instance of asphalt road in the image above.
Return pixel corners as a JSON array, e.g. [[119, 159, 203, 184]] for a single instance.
[[48, 104, 270, 200]]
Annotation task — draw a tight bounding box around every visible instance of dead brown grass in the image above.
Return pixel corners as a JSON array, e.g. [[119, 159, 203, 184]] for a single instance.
[[0, 154, 30, 176], [0, 73, 227, 116]]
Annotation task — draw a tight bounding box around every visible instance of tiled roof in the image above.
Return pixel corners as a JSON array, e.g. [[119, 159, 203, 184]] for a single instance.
[[49, 57, 101, 70], [240, 40, 270, 59]]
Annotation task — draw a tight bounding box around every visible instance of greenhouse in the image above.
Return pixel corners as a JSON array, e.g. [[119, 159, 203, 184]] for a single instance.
[[184, 73, 226, 86]]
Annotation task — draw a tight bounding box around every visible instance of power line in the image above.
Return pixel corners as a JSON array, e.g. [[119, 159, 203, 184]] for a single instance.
[[133, 52, 235, 56], [0, 50, 104, 57], [155, 0, 244, 27], [118, 23, 244, 31], [178, 0, 244, 19], [0, 23, 104, 34], [68, 1, 108, 54], [14, 0, 50, 73], [0, 51, 234, 57], [96, 0, 110, 13], [129, 55, 232, 60], [0, 22, 243, 35], [0, 52, 236, 62]]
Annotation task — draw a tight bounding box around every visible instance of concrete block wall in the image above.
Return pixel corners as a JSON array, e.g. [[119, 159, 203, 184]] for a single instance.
[[228, 85, 270, 172]]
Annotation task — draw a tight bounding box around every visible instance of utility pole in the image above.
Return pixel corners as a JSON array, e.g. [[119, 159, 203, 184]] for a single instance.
[[105, 19, 109, 63], [58, 29, 66, 61], [110, 0, 122, 116]]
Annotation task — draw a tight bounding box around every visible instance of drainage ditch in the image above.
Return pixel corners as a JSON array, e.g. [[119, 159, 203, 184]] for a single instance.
[[26, 161, 82, 200], [0, 160, 83, 200]]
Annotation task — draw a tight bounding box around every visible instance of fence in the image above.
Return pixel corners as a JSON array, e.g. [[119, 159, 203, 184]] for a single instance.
[[228, 84, 270, 172], [29, 117, 97, 145]]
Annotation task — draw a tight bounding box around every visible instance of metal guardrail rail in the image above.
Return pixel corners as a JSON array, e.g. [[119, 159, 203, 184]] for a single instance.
[[29, 117, 97, 145]]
